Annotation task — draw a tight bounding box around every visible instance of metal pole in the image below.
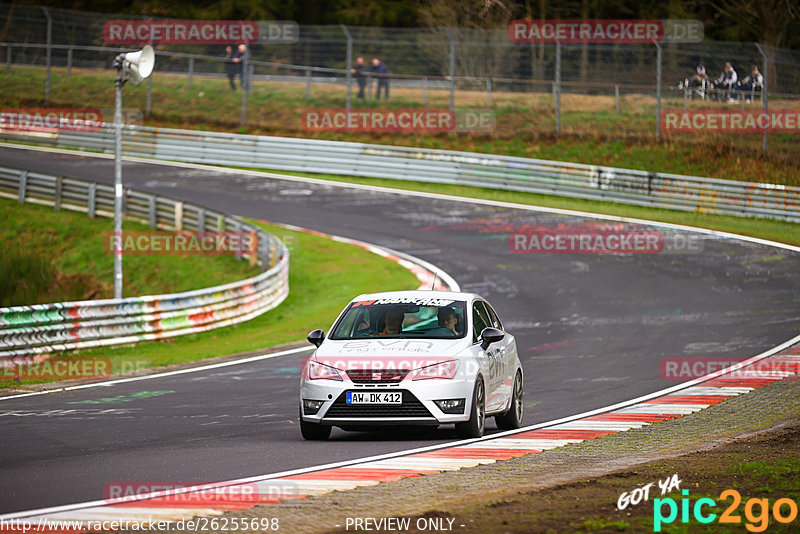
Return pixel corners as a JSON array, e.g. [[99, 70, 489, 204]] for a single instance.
[[341, 25, 352, 113], [555, 42, 561, 135], [423, 77, 428, 106], [240, 52, 248, 128], [655, 41, 662, 141], [305, 69, 311, 98], [615, 84, 620, 114], [67, 47, 72, 76], [6, 46, 10, 75], [487, 78, 492, 106], [756, 43, 768, 153], [445, 28, 455, 111], [113, 75, 124, 299], [146, 74, 152, 117], [188, 57, 194, 87], [42, 7, 52, 102]]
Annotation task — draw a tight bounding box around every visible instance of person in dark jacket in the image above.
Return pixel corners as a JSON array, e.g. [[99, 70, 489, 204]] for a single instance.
[[369, 58, 390, 100], [232, 44, 249, 91], [350, 57, 368, 99], [223, 46, 237, 90]]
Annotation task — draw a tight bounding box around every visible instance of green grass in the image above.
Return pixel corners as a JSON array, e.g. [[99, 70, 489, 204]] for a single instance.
[[0, 196, 257, 304], [245, 168, 800, 247], [1, 220, 419, 388], [3, 65, 799, 185]]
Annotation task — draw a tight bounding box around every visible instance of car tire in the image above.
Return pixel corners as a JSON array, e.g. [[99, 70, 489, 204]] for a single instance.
[[455, 378, 485, 439], [495, 371, 523, 430], [299, 406, 332, 440]]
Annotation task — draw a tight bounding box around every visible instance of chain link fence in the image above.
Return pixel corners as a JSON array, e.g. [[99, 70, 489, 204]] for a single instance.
[[2, 3, 800, 152]]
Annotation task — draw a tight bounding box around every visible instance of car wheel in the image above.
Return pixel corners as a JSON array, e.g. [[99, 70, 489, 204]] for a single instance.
[[495, 371, 523, 430], [455, 378, 485, 438], [299, 406, 331, 440]]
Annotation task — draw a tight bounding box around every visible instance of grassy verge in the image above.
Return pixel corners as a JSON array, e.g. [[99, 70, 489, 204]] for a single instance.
[[3, 66, 799, 185], [0, 220, 419, 389], [0, 196, 258, 304], [249, 168, 800, 247]]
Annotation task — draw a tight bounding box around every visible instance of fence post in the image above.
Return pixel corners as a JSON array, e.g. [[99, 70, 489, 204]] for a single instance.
[[305, 69, 311, 99], [67, 47, 73, 76], [755, 43, 768, 153], [188, 57, 194, 87], [555, 41, 561, 135], [341, 25, 352, 113], [655, 40, 662, 141], [615, 84, 620, 114], [240, 53, 248, 128], [444, 27, 455, 112], [42, 7, 52, 102], [422, 77, 428, 106], [5, 46, 10, 74], [146, 75, 152, 118], [487, 77, 492, 106]]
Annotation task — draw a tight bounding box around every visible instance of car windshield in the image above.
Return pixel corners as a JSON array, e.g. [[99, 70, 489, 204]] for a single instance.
[[329, 297, 468, 340]]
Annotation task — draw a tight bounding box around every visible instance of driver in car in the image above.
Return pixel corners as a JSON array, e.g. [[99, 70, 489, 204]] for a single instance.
[[380, 309, 405, 335]]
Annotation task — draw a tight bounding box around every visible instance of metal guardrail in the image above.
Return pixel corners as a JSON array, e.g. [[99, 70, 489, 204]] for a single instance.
[[1, 125, 798, 222], [0, 165, 290, 361]]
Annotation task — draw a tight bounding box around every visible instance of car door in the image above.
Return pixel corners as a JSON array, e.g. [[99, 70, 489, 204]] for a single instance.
[[473, 300, 507, 413], [483, 300, 517, 411]]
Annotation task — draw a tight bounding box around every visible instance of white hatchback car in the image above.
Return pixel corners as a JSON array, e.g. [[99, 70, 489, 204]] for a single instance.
[[299, 290, 523, 440]]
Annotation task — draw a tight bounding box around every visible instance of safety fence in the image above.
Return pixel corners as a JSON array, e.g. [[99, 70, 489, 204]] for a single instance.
[[0, 165, 290, 362], [1, 125, 798, 222]]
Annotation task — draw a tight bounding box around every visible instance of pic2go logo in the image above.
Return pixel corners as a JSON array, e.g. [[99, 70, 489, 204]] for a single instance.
[[654, 489, 798, 532]]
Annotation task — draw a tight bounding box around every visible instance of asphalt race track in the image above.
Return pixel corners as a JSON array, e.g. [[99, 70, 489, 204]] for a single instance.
[[1, 146, 799, 514]]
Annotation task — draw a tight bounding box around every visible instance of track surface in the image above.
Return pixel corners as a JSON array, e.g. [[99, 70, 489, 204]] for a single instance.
[[1, 146, 798, 514]]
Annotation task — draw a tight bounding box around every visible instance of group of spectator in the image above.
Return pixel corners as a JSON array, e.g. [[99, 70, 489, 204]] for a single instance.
[[685, 62, 764, 103], [223, 44, 248, 90], [350, 57, 390, 100]]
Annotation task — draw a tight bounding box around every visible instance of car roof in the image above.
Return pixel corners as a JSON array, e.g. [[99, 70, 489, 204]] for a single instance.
[[349, 290, 481, 302]]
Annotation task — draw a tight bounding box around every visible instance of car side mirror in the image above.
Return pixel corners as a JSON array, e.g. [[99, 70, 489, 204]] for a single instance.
[[307, 329, 325, 348], [480, 327, 504, 350]]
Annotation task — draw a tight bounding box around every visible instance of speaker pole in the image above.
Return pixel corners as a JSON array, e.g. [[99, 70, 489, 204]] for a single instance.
[[112, 55, 126, 299]]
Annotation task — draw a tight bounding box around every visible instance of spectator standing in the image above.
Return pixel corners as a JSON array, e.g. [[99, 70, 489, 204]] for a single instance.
[[738, 65, 764, 103], [223, 45, 237, 90], [370, 58, 390, 100], [350, 57, 368, 99], [716, 62, 738, 103], [233, 44, 250, 91]]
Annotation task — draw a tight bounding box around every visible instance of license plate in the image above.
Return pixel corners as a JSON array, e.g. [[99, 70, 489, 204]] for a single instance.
[[346, 391, 402, 404]]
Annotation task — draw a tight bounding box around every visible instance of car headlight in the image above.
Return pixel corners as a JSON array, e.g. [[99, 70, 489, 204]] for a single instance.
[[306, 360, 343, 381], [412, 360, 458, 380]]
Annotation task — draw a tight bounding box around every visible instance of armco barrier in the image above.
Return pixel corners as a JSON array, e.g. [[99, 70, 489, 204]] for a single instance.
[[0, 166, 289, 362], [1, 125, 798, 222]]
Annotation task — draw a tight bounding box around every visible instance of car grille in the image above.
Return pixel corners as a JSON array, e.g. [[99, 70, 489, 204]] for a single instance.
[[345, 368, 409, 384], [324, 390, 433, 418]]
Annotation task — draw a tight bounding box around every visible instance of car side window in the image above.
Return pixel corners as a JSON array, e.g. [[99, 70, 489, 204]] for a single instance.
[[484, 302, 503, 330], [472, 301, 491, 343]]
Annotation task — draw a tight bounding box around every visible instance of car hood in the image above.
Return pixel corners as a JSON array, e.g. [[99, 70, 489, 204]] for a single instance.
[[313, 337, 471, 371]]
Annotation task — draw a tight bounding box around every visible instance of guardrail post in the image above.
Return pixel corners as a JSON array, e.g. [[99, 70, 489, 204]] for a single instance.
[[655, 40, 662, 141], [67, 47, 73, 76], [305, 69, 311, 99], [217, 214, 225, 232], [41, 7, 52, 102], [231, 220, 242, 260], [148, 196, 156, 228], [18, 170, 28, 203], [174, 201, 183, 231], [555, 41, 561, 135], [54, 176, 62, 210], [755, 43, 769, 153], [188, 57, 194, 87], [197, 208, 205, 232], [260, 239, 269, 271], [88, 182, 97, 218], [146, 75, 152, 118]]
